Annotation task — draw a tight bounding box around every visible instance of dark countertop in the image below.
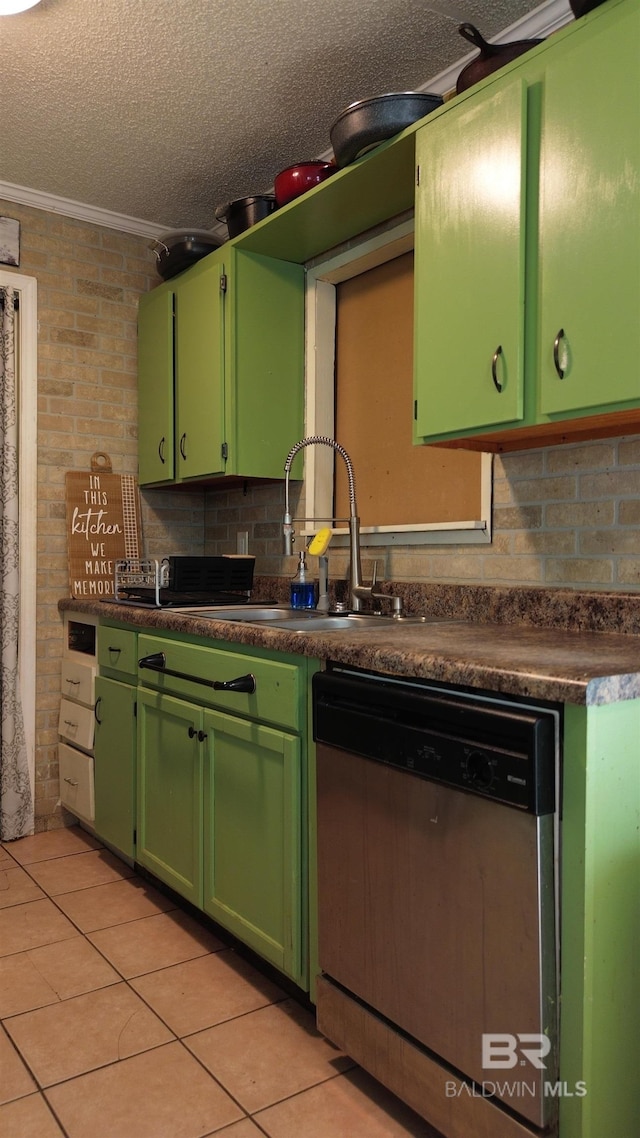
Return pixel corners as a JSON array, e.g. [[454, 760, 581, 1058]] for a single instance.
[[59, 593, 640, 707]]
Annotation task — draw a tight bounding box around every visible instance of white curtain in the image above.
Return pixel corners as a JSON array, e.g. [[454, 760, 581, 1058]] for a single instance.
[[0, 286, 33, 840]]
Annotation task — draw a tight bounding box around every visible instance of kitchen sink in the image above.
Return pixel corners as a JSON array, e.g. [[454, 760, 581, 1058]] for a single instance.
[[175, 604, 433, 633]]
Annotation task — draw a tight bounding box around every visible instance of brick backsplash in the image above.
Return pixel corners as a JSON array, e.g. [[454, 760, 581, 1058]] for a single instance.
[[203, 436, 640, 591], [4, 197, 640, 832]]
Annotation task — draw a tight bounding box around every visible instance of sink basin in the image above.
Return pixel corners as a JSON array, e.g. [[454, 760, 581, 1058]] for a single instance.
[[175, 604, 432, 633]]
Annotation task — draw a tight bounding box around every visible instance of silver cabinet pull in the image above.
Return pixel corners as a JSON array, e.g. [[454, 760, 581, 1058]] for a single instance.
[[553, 328, 566, 378], [491, 345, 503, 393], [139, 652, 256, 694]]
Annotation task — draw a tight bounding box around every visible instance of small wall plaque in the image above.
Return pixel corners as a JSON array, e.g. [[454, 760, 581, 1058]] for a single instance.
[[0, 217, 20, 267]]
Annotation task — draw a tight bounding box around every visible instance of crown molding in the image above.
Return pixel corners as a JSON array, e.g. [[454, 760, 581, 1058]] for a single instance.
[[0, 0, 573, 235], [0, 180, 167, 238]]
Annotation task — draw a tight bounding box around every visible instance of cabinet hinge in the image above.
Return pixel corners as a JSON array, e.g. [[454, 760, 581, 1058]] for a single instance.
[[416, 165, 420, 187], [221, 442, 228, 461], [220, 273, 227, 292]]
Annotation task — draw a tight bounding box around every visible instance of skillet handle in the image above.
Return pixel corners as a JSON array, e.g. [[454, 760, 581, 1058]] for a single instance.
[[458, 23, 496, 56]]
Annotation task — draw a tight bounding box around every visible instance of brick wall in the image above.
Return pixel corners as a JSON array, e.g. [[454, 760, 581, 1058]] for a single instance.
[[1, 199, 204, 831], [204, 436, 640, 591]]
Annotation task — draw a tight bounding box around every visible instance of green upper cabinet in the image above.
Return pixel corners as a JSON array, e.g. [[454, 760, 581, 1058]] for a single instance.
[[175, 254, 225, 479], [137, 247, 304, 486], [414, 0, 640, 448], [538, 1, 640, 416], [138, 285, 175, 484], [413, 79, 527, 438]]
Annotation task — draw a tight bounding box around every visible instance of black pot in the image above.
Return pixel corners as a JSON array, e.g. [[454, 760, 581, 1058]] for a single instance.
[[330, 92, 443, 168], [152, 230, 220, 281], [215, 195, 277, 239], [455, 23, 544, 95], [569, 0, 607, 16]]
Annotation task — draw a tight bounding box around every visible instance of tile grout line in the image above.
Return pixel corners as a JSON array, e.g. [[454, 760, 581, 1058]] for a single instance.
[[2, 835, 360, 1136]]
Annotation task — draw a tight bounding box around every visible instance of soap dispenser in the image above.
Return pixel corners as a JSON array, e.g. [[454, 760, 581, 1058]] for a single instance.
[[290, 551, 315, 610]]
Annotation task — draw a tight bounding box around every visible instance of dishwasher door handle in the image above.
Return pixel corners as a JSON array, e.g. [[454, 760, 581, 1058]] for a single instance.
[[138, 652, 256, 694]]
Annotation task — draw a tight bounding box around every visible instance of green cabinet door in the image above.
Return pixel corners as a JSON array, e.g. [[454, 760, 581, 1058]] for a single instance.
[[175, 254, 226, 480], [203, 709, 304, 985], [138, 286, 175, 484], [137, 688, 203, 906], [94, 676, 136, 860], [414, 79, 527, 439], [539, 2, 640, 416], [230, 250, 305, 479]]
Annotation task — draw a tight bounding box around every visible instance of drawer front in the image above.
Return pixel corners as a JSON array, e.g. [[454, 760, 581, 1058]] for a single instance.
[[59, 742, 95, 823], [98, 625, 138, 679], [58, 697, 95, 752], [60, 659, 96, 707], [137, 634, 302, 731]]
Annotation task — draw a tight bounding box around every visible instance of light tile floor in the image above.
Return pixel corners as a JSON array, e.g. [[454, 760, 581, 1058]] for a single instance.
[[0, 826, 443, 1138]]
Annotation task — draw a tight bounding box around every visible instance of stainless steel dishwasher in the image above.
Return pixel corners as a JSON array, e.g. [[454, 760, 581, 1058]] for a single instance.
[[313, 666, 561, 1138]]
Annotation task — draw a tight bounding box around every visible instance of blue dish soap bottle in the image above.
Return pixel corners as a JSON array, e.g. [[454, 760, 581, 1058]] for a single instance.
[[290, 550, 315, 610]]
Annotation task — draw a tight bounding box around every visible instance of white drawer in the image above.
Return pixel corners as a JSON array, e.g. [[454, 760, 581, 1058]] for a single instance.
[[59, 743, 95, 823], [60, 659, 96, 707], [58, 697, 95, 752]]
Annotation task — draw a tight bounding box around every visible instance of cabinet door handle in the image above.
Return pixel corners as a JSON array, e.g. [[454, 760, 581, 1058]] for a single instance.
[[188, 726, 208, 743], [553, 328, 566, 379], [491, 345, 503, 393], [179, 433, 187, 460], [64, 777, 79, 788], [108, 646, 121, 655], [63, 719, 78, 729], [65, 677, 80, 686], [158, 436, 166, 464], [139, 652, 256, 695], [94, 696, 102, 725]]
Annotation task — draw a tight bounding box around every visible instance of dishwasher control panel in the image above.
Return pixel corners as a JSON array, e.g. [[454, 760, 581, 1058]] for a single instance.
[[313, 670, 557, 815]]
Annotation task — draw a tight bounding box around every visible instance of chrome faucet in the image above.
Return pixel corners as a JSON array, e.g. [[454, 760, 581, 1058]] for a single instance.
[[283, 436, 402, 615]]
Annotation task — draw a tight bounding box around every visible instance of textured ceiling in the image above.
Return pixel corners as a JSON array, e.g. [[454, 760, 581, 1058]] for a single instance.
[[2, 0, 567, 233]]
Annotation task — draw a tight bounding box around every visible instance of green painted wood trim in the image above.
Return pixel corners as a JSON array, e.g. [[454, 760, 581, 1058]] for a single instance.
[[137, 632, 303, 730], [559, 700, 640, 1137]]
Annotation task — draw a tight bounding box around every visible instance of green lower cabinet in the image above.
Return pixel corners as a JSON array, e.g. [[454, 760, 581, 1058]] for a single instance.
[[137, 689, 203, 907], [203, 709, 304, 986], [94, 676, 136, 860]]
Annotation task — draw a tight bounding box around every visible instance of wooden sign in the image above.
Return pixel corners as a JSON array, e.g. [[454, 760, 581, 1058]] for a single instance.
[[65, 453, 141, 599]]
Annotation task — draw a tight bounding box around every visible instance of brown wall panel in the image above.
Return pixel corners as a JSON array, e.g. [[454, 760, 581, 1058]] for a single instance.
[[334, 252, 483, 527]]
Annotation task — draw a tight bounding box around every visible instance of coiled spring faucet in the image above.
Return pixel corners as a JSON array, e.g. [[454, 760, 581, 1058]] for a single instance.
[[283, 435, 402, 615], [283, 436, 366, 611]]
